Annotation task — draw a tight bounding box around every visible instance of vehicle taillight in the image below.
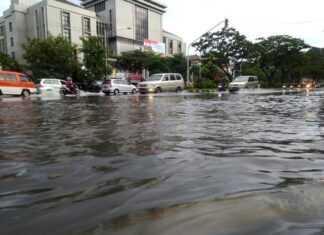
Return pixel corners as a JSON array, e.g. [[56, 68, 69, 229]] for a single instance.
[[109, 80, 112, 88]]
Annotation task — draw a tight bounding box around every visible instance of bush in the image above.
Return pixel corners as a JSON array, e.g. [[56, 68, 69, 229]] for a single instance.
[[194, 79, 218, 89]]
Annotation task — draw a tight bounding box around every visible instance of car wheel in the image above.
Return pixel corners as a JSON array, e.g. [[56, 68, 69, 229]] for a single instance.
[[155, 87, 162, 93], [176, 87, 182, 92], [114, 89, 120, 95], [22, 89, 30, 97], [131, 89, 136, 94]]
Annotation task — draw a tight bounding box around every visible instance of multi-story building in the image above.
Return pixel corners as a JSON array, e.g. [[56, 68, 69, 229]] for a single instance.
[[163, 30, 186, 55], [0, 0, 186, 63]]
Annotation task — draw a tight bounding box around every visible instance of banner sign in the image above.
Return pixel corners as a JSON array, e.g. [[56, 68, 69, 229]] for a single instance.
[[144, 39, 166, 54]]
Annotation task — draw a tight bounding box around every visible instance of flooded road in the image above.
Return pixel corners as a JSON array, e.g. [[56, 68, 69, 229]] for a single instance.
[[1, 89, 324, 235]]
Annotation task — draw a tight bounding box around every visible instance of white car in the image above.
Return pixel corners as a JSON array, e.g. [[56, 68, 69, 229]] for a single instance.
[[228, 76, 259, 92], [102, 79, 137, 95], [35, 78, 67, 94]]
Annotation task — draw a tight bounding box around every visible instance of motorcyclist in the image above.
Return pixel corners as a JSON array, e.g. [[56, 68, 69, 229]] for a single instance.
[[65, 77, 77, 94]]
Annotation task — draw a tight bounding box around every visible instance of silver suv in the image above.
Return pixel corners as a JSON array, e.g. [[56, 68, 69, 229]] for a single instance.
[[102, 79, 137, 95], [228, 76, 259, 92], [35, 78, 67, 94], [138, 73, 185, 93]]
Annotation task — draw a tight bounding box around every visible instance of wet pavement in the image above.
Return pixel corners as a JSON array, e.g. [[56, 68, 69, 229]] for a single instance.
[[1, 89, 324, 234]]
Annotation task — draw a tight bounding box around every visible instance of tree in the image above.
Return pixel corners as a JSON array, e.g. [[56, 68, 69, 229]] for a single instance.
[[165, 53, 187, 78], [254, 35, 309, 86], [0, 52, 24, 72], [192, 25, 253, 81], [116, 50, 169, 75], [301, 48, 324, 83], [80, 36, 112, 81], [23, 36, 80, 80]]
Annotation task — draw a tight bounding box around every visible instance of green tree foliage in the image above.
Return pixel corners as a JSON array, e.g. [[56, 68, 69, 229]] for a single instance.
[[116, 50, 169, 74], [254, 35, 309, 86], [165, 53, 187, 78], [301, 48, 324, 83], [0, 52, 24, 72], [23, 36, 80, 80], [192, 25, 253, 81], [80, 36, 112, 81]]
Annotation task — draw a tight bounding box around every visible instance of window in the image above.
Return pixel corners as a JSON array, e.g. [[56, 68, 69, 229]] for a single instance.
[[20, 76, 30, 82], [168, 40, 173, 54], [6, 74, 16, 81], [63, 29, 71, 42], [62, 12, 71, 42], [62, 12, 70, 28], [135, 6, 148, 42], [11, 52, 15, 59], [109, 10, 113, 34], [178, 42, 182, 53], [35, 10, 40, 38], [10, 37, 14, 47], [96, 22, 107, 45], [83, 17, 91, 38], [0, 26, 6, 53], [170, 74, 176, 81], [176, 75, 182, 80], [50, 79, 60, 85], [95, 1, 105, 12], [9, 22, 12, 32], [42, 7, 46, 38], [0, 74, 5, 80]]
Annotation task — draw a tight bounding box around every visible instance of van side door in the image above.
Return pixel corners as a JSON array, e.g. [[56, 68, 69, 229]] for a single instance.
[[161, 74, 170, 91]]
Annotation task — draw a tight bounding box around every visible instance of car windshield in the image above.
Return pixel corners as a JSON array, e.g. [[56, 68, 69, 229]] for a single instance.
[[147, 74, 163, 81], [233, 76, 249, 82]]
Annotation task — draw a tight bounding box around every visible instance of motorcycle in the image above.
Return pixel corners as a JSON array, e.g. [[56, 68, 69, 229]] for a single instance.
[[59, 86, 80, 96]]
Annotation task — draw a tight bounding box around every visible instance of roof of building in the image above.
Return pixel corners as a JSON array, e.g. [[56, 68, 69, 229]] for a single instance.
[[187, 55, 201, 61], [163, 30, 183, 41], [55, 0, 84, 9]]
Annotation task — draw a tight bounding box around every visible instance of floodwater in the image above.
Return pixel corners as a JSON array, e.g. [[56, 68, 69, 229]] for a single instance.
[[1, 89, 324, 235]]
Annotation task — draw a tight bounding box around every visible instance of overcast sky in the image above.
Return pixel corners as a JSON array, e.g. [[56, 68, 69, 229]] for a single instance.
[[1, 0, 324, 49]]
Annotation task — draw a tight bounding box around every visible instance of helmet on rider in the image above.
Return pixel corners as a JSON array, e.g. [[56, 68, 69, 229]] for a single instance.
[[67, 77, 72, 81]]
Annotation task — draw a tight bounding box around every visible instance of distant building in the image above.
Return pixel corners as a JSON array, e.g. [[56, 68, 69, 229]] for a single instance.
[[0, 0, 186, 63], [163, 30, 186, 55]]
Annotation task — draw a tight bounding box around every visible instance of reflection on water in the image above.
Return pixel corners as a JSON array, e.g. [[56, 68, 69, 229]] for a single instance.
[[1, 90, 324, 235]]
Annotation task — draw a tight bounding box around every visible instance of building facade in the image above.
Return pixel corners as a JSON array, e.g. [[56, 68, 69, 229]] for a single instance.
[[163, 30, 186, 55], [0, 0, 185, 63]]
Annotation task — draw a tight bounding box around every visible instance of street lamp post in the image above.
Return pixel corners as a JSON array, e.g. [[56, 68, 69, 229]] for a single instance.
[[186, 19, 228, 85]]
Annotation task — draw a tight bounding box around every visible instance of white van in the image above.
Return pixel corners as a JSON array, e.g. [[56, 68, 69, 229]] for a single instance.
[[228, 76, 259, 92], [138, 73, 185, 93]]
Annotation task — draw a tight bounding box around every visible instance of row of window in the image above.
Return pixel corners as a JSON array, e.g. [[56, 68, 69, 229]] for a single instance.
[[163, 37, 183, 54], [0, 73, 29, 82], [95, 1, 105, 12], [62, 12, 92, 41]]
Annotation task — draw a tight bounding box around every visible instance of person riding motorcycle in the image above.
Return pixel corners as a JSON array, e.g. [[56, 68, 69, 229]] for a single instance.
[[65, 77, 78, 94]]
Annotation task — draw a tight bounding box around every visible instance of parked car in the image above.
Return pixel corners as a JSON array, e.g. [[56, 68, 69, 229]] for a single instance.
[[102, 79, 137, 95], [127, 73, 143, 85], [228, 76, 259, 92], [75, 82, 87, 91], [87, 80, 103, 92], [35, 78, 67, 94], [0, 71, 36, 97], [138, 73, 185, 93]]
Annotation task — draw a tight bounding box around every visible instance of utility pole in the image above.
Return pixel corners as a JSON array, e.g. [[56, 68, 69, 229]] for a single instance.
[[186, 19, 228, 85], [104, 24, 108, 79]]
